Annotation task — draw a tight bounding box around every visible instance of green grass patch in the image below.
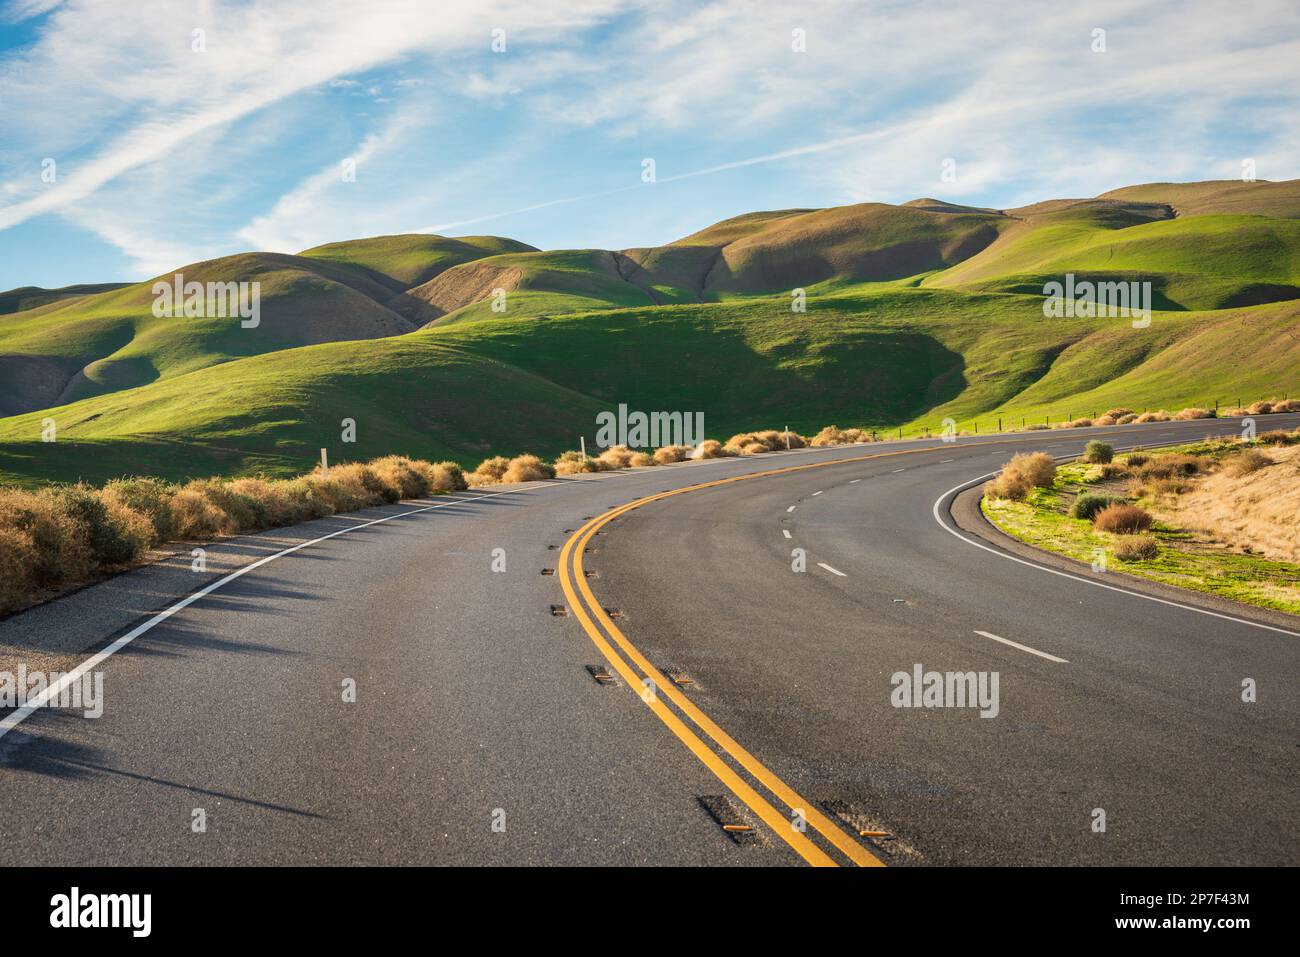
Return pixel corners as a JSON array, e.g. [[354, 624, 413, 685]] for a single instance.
[[982, 446, 1300, 616]]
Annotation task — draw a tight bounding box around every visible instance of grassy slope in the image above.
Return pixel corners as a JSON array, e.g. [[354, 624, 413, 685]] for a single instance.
[[0, 236, 532, 417], [982, 447, 1300, 615], [3, 180, 1300, 485], [0, 252, 422, 417], [5, 283, 1298, 486], [0, 282, 130, 315], [929, 204, 1300, 310], [298, 233, 536, 289]]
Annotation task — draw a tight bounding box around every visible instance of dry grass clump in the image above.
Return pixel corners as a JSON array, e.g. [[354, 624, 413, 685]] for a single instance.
[[0, 527, 35, 615], [1228, 398, 1300, 415], [1009, 452, 1057, 488], [589, 445, 644, 470], [1134, 410, 1171, 423], [1094, 503, 1154, 534], [692, 439, 732, 460], [0, 451, 492, 618], [1113, 535, 1159, 561], [369, 455, 432, 499], [467, 456, 511, 486], [1136, 453, 1209, 479], [102, 477, 179, 542], [553, 450, 595, 476], [984, 471, 1031, 501], [1255, 429, 1296, 446], [425, 461, 468, 492], [1055, 418, 1093, 429], [1174, 407, 1213, 420], [1223, 448, 1273, 477], [501, 454, 556, 484], [1097, 463, 1129, 479], [1124, 452, 1149, 466], [725, 429, 810, 454], [984, 451, 1057, 501], [809, 425, 872, 446], [653, 445, 692, 464], [1105, 408, 1134, 419], [1092, 414, 1117, 427], [0, 487, 94, 586], [1115, 413, 1138, 424]]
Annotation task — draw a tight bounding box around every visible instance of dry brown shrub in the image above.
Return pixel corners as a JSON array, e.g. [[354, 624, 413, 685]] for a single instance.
[[1255, 430, 1294, 446], [1105, 408, 1134, 419], [0, 526, 36, 615], [1175, 407, 1212, 420], [369, 455, 431, 499], [1113, 535, 1159, 561], [1223, 448, 1273, 477], [984, 472, 1031, 501], [1135, 411, 1171, 423], [170, 485, 231, 538], [594, 445, 637, 470], [1116, 413, 1138, 424], [467, 456, 511, 486], [653, 445, 692, 464], [501, 454, 556, 484], [1094, 503, 1154, 534], [0, 488, 94, 586], [1008, 451, 1057, 488], [691, 440, 731, 460]]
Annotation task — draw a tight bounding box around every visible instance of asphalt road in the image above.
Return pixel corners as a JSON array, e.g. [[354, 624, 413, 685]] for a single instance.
[[2, 414, 1298, 866]]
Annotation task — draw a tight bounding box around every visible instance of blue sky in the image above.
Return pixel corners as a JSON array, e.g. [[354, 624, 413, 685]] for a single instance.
[[2, 0, 1299, 290]]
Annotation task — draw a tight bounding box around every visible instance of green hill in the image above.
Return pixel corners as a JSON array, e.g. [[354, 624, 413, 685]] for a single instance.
[[2, 178, 1299, 486]]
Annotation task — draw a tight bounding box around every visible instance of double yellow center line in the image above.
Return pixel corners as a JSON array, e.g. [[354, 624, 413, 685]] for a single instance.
[[556, 424, 1224, 864], [556, 442, 1010, 866]]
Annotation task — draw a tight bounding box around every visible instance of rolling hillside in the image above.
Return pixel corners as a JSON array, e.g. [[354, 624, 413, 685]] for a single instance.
[[1, 178, 1298, 485]]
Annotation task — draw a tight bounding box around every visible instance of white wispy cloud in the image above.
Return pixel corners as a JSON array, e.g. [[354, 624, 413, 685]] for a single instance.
[[1, 0, 1298, 282]]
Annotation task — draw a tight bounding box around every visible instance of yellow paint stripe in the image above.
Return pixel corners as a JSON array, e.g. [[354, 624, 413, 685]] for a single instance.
[[558, 434, 1077, 866], [568, 502, 884, 867], [558, 532, 838, 867]]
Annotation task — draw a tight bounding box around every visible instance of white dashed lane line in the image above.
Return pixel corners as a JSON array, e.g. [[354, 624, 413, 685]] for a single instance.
[[782, 529, 792, 539], [849, 479, 862, 484], [812, 490, 824, 496], [787, 505, 797, 512], [817, 563, 847, 577], [974, 630, 1069, 664]]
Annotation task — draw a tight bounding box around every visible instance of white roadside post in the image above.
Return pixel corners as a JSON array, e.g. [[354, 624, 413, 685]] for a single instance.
[[580, 435, 587, 462], [320, 448, 329, 479], [785, 426, 791, 451]]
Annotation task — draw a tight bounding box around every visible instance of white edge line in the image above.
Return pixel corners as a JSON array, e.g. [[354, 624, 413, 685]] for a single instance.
[[0, 486, 526, 740], [782, 529, 792, 538], [817, 562, 847, 577], [931, 451, 1300, 640], [974, 629, 1069, 663], [812, 490, 824, 496]]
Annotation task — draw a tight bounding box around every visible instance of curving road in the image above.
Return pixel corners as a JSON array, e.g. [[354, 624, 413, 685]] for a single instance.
[[2, 414, 1298, 866]]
